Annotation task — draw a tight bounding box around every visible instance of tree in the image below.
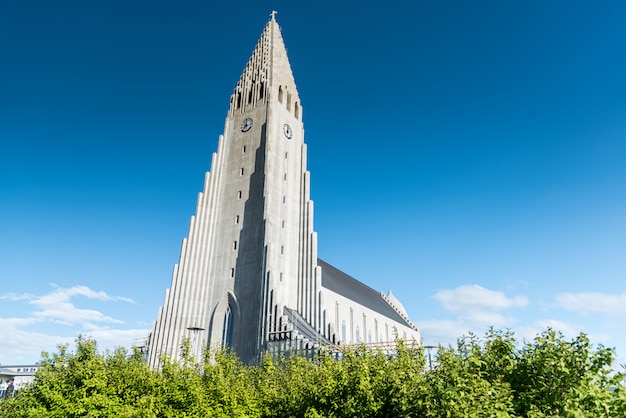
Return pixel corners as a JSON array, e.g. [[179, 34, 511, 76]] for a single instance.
[[510, 329, 626, 417], [2, 329, 626, 417]]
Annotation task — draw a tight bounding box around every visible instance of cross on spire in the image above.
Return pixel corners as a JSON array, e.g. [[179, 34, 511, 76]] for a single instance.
[[270, 10, 278, 21]]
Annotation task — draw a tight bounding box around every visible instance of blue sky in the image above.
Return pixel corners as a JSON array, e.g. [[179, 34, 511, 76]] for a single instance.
[[1, 0, 625, 365]]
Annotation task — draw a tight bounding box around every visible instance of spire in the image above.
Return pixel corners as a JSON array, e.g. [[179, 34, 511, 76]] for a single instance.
[[229, 13, 300, 115]]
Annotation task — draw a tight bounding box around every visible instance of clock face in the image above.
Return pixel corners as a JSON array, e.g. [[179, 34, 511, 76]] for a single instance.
[[241, 118, 253, 132], [282, 123, 292, 139]]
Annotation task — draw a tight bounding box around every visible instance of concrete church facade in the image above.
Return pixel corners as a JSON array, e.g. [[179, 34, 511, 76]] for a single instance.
[[147, 14, 420, 366]]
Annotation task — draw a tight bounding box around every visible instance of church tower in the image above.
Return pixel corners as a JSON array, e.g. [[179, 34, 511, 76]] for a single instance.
[[148, 13, 321, 366], [148, 14, 420, 367]]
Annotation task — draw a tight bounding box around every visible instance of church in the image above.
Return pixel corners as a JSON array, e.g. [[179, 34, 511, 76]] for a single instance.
[[147, 14, 420, 367]]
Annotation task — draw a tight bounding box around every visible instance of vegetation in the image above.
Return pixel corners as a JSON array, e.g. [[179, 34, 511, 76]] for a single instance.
[[2, 329, 625, 417]]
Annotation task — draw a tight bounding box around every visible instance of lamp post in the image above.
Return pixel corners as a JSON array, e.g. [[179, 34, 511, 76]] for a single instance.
[[423, 345, 437, 371], [187, 326, 205, 358]]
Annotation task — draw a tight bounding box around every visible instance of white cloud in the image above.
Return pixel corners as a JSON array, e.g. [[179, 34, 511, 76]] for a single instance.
[[416, 319, 469, 347], [515, 319, 583, 343], [31, 302, 123, 326], [0, 328, 75, 364], [434, 284, 528, 314], [512, 319, 618, 353], [556, 292, 626, 316], [0, 317, 39, 328], [24, 285, 133, 326], [33, 285, 135, 305], [0, 285, 146, 364], [461, 310, 512, 328], [0, 293, 33, 301], [417, 285, 530, 348], [0, 326, 151, 364], [419, 284, 626, 360], [86, 328, 151, 352]]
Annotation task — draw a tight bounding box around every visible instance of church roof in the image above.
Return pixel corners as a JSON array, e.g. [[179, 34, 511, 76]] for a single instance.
[[318, 259, 412, 327]]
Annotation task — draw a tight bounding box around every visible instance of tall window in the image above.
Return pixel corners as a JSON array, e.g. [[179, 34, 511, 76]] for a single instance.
[[341, 320, 346, 343], [222, 305, 234, 349]]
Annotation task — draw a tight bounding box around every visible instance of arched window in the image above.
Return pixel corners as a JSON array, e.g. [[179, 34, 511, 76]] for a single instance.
[[222, 305, 234, 348]]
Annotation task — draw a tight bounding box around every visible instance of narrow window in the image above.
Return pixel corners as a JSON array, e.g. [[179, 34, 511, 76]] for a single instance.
[[280, 272, 283, 282], [230, 267, 235, 278], [222, 305, 234, 348], [282, 196, 286, 204], [374, 319, 379, 343], [235, 215, 240, 224], [233, 241, 237, 250], [363, 314, 367, 342], [281, 220, 285, 229], [341, 321, 347, 343], [284, 151, 288, 159], [295, 102, 300, 119], [278, 86, 283, 103], [283, 173, 287, 181], [238, 190, 242, 199], [350, 309, 354, 343], [287, 92, 292, 111], [242, 145, 246, 153], [280, 245, 284, 255], [240, 167, 244, 176], [335, 302, 340, 340]]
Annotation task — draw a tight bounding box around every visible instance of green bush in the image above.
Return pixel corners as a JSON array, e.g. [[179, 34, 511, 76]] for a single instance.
[[2, 329, 625, 417]]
